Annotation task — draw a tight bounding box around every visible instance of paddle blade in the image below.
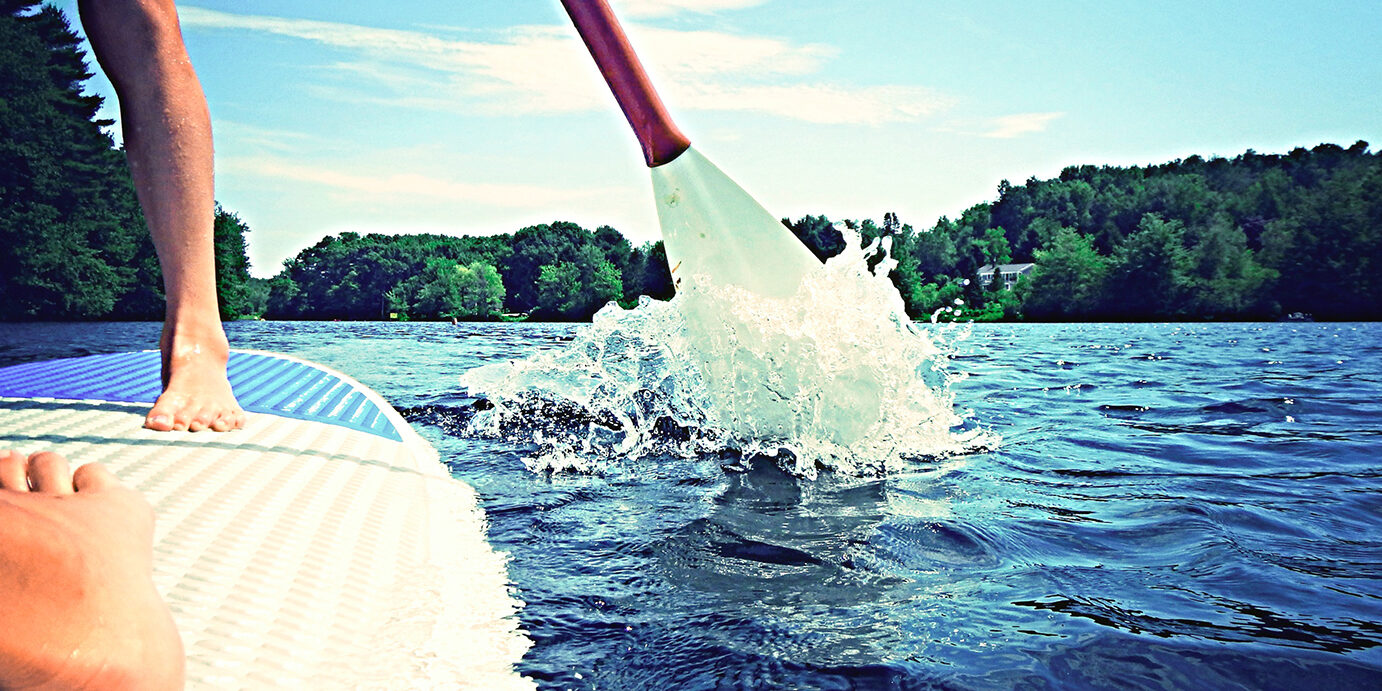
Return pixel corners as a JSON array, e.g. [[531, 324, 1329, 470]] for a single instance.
[[651, 146, 821, 298]]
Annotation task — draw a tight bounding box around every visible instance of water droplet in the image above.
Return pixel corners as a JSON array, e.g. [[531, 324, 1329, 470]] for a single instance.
[[457, 224, 986, 477]]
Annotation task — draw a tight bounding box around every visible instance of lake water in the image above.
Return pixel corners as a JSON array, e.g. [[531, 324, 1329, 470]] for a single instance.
[[1, 320, 1379, 689]]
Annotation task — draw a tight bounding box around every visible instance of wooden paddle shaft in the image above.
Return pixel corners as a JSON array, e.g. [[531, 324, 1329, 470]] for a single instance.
[[560, 0, 691, 167]]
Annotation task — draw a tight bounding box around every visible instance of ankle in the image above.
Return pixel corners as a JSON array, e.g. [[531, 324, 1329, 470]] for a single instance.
[[161, 313, 228, 343], [160, 323, 229, 365]]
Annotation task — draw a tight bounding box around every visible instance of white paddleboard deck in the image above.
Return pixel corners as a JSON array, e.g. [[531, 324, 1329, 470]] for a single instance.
[[0, 350, 532, 689]]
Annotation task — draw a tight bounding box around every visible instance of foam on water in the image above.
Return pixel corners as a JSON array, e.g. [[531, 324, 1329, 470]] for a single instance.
[[459, 229, 994, 477]]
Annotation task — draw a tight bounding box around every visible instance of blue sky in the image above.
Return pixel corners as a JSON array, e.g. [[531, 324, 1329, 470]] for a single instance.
[[53, 0, 1381, 277]]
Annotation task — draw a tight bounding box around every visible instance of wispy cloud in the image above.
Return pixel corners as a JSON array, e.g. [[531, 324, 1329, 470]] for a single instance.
[[981, 112, 1064, 139], [178, 5, 950, 125], [677, 82, 949, 125], [214, 120, 322, 154], [617, 0, 771, 19], [221, 155, 618, 207]]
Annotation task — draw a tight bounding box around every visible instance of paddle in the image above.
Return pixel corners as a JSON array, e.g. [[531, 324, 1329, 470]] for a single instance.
[[559, 0, 822, 299]]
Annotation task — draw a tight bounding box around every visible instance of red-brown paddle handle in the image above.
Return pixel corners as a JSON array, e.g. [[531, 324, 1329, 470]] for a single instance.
[[560, 0, 691, 167]]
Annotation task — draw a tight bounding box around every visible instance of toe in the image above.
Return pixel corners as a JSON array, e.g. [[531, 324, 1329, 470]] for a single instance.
[[145, 405, 176, 431], [0, 450, 29, 491], [193, 406, 225, 432], [27, 451, 74, 494], [72, 462, 121, 493], [146, 392, 189, 432], [219, 407, 247, 432]]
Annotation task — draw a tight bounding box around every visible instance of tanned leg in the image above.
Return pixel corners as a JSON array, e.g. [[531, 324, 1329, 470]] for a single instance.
[[0, 450, 184, 689], [78, 0, 245, 432]]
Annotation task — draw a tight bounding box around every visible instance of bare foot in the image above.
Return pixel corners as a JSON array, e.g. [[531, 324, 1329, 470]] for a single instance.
[[0, 450, 184, 690], [146, 320, 246, 432]]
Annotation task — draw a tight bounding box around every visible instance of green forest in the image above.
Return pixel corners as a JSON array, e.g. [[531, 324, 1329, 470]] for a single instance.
[[262, 224, 672, 321], [848, 142, 1382, 322], [3, 2, 1379, 323]]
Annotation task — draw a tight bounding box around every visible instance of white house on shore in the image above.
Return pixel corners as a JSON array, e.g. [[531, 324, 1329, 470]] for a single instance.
[[977, 262, 1035, 290]]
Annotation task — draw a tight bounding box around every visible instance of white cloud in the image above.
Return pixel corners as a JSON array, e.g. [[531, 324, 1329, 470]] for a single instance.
[[221, 155, 617, 207], [635, 26, 837, 78], [675, 82, 950, 125], [615, 0, 771, 18], [214, 120, 321, 154], [981, 112, 1064, 139], [179, 5, 950, 126]]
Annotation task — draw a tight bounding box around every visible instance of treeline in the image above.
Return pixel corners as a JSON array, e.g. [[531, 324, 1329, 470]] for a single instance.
[[784, 141, 1381, 321], [0, 1, 254, 320], [262, 224, 673, 320], [272, 140, 1380, 322]]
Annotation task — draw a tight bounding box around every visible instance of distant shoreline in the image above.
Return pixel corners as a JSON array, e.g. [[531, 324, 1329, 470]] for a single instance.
[[4, 316, 1368, 326]]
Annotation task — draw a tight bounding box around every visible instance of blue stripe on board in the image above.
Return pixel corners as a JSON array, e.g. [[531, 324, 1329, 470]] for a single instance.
[[0, 351, 402, 442]]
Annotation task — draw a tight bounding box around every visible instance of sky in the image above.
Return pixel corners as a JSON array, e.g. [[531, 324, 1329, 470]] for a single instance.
[[52, 0, 1382, 278]]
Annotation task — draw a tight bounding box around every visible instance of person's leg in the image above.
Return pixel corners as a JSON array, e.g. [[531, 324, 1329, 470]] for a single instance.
[[0, 450, 184, 689], [78, 0, 245, 432]]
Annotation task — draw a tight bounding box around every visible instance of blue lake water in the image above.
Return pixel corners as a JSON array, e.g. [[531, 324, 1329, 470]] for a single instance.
[[1, 321, 1379, 689]]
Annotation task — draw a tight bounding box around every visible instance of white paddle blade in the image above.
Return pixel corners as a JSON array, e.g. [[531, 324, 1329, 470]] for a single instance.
[[651, 146, 821, 298]]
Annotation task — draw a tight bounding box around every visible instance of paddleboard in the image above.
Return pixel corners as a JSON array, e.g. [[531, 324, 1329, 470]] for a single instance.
[[0, 350, 532, 689]]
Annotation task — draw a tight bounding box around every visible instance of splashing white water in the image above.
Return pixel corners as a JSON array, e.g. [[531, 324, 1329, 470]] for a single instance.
[[460, 229, 994, 477]]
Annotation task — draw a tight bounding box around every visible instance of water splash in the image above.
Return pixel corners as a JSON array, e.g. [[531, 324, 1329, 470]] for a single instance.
[[459, 229, 994, 477]]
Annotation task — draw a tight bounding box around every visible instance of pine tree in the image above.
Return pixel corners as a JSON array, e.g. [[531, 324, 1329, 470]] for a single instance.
[[0, 4, 137, 317]]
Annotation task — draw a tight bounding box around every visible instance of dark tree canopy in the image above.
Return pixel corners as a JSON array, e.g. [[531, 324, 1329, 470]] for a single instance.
[[786, 143, 1380, 322], [263, 224, 673, 321]]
